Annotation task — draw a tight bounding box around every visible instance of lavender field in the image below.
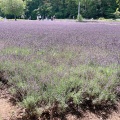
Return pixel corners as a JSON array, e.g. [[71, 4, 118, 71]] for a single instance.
[[0, 20, 120, 119], [0, 20, 120, 65]]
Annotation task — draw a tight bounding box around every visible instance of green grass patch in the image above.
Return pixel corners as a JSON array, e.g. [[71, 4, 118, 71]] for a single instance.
[[0, 47, 31, 56]]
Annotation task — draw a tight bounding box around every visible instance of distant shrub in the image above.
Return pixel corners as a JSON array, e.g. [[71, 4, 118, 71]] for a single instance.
[[77, 14, 83, 22], [98, 17, 105, 20], [114, 9, 120, 19]]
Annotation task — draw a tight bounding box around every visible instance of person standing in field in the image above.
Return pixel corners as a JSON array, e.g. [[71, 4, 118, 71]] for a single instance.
[[53, 15, 56, 20], [39, 15, 41, 20], [51, 16, 53, 21]]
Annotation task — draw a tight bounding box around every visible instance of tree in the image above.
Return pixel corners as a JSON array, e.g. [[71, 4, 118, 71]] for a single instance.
[[116, 0, 120, 12], [38, 0, 52, 19], [24, 0, 118, 19], [24, 0, 40, 19], [116, 0, 120, 7], [66, 0, 77, 18], [1, 0, 117, 20], [0, 0, 25, 20], [78, 0, 117, 19]]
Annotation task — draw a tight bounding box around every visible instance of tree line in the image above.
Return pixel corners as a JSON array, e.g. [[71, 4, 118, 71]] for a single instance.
[[0, 0, 120, 20]]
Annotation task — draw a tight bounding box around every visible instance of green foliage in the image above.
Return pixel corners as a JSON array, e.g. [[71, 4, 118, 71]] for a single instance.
[[77, 14, 83, 22], [0, 0, 25, 19], [21, 95, 40, 119], [0, 0, 118, 19], [0, 47, 31, 56], [98, 17, 105, 20], [80, 0, 117, 19], [114, 8, 120, 18], [116, 0, 120, 8]]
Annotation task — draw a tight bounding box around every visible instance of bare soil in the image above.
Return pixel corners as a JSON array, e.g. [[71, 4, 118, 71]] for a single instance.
[[0, 88, 23, 120]]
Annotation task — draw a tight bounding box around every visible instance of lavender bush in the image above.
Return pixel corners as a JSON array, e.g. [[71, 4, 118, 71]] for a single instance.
[[0, 20, 120, 119]]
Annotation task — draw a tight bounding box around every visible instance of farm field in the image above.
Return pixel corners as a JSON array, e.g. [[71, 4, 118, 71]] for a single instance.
[[0, 20, 120, 120]]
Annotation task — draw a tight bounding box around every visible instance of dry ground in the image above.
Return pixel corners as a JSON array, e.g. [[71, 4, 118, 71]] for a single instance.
[[0, 88, 23, 120]]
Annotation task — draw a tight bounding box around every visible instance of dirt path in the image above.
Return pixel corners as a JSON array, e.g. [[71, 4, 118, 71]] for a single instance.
[[0, 98, 15, 120], [0, 89, 22, 120]]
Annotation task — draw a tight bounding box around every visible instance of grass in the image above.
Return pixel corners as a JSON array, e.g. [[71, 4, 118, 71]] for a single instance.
[[0, 18, 3, 21], [0, 46, 120, 119]]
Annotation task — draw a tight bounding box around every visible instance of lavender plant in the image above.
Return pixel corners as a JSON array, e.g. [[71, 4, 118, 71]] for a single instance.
[[0, 20, 120, 119]]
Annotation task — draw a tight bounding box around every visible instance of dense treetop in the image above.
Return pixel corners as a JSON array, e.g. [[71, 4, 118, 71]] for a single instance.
[[0, 0, 120, 19], [0, 0, 25, 20]]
